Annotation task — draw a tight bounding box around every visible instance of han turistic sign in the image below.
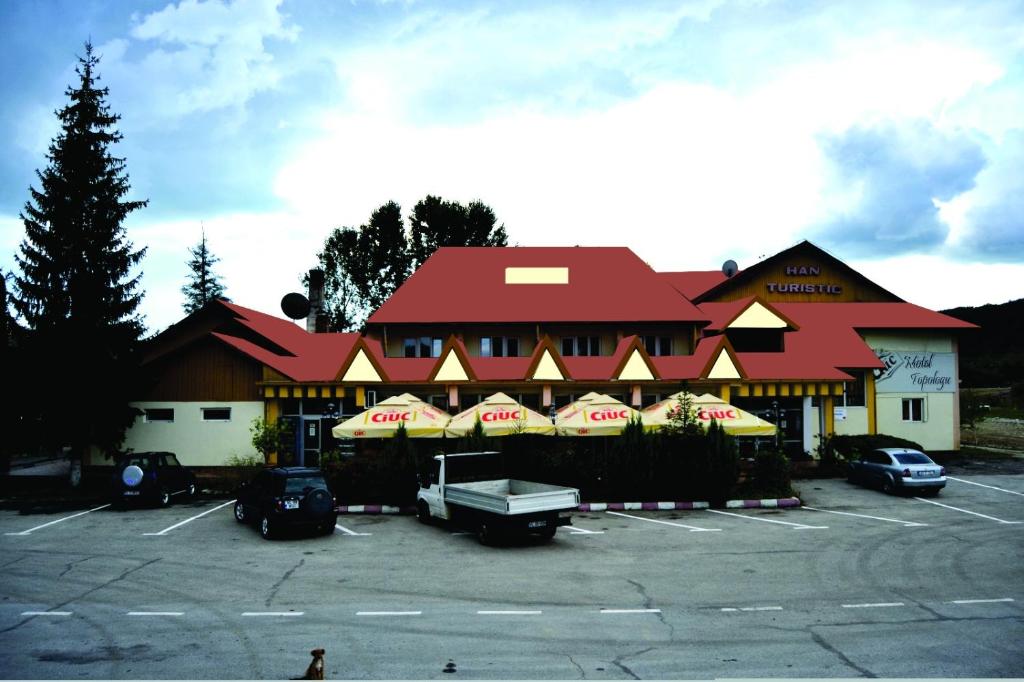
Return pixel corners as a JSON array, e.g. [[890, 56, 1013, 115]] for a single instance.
[[873, 350, 956, 393]]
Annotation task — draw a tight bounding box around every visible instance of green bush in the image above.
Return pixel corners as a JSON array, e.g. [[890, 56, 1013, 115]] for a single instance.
[[751, 449, 793, 498]]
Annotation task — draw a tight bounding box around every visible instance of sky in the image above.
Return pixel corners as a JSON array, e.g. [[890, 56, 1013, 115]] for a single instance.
[[1, 0, 1023, 334]]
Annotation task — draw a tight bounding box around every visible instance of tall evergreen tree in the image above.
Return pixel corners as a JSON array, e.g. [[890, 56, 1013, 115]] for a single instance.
[[407, 195, 508, 270], [182, 228, 228, 313], [12, 42, 148, 458]]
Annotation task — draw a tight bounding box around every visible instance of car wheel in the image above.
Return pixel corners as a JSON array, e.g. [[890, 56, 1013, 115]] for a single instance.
[[882, 476, 895, 495], [260, 514, 274, 540], [158, 488, 171, 507], [233, 501, 247, 523], [320, 521, 336, 536], [417, 501, 431, 525]]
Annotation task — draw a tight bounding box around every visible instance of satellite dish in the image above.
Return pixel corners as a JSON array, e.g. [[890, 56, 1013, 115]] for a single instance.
[[281, 292, 310, 320], [722, 259, 739, 278]]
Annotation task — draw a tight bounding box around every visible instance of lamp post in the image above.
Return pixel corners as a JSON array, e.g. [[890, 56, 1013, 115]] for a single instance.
[[772, 399, 782, 451]]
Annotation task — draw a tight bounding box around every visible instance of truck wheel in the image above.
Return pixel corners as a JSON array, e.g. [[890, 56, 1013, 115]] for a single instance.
[[158, 488, 171, 507], [417, 502, 431, 525], [539, 526, 557, 541], [477, 522, 494, 545], [186, 482, 197, 498]]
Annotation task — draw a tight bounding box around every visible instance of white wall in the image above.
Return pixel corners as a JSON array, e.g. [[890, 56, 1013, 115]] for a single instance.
[[834, 406, 869, 436], [121, 401, 263, 466], [862, 332, 959, 451]]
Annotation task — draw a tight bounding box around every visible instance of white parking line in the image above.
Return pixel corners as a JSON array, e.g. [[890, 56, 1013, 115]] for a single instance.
[[21, 611, 71, 616], [912, 497, 1023, 524], [242, 612, 304, 617], [802, 506, 926, 527], [477, 610, 542, 615], [356, 611, 422, 616], [949, 598, 1014, 605], [128, 611, 184, 616], [721, 606, 783, 612], [842, 602, 905, 609], [600, 609, 662, 614], [607, 510, 721, 532], [567, 526, 605, 535], [4, 504, 110, 535], [947, 477, 1024, 497], [142, 500, 234, 536], [335, 523, 372, 536], [705, 509, 827, 529]]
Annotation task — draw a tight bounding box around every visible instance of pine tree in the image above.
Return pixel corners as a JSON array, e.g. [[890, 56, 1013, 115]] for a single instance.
[[12, 42, 148, 458], [182, 228, 228, 313]]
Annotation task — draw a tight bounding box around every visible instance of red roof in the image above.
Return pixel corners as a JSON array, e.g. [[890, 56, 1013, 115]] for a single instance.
[[367, 247, 708, 324], [659, 271, 732, 299]]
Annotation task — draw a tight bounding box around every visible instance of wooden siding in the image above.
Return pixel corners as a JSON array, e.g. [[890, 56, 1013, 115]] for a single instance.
[[709, 256, 898, 302], [142, 338, 262, 401]]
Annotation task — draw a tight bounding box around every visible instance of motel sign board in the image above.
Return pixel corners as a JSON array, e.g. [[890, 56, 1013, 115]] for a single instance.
[[873, 350, 957, 393]]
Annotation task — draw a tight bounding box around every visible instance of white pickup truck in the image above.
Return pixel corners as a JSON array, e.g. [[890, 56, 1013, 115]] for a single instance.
[[416, 451, 580, 544]]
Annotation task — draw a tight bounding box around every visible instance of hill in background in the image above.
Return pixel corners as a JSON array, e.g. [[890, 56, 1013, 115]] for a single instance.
[[942, 298, 1024, 389]]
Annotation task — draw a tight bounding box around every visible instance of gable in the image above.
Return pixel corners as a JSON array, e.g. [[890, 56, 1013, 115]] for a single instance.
[[728, 301, 790, 329], [532, 350, 565, 381], [341, 349, 383, 383], [695, 241, 902, 304], [707, 349, 742, 379], [433, 349, 471, 382], [617, 349, 656, 381]]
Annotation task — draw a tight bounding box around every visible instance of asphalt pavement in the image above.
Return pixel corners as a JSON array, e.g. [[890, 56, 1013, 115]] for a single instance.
[[0, 472, 1021, 679]]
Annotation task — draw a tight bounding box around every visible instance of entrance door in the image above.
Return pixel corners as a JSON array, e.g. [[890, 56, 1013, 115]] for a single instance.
[[302, 418, 321, 467]]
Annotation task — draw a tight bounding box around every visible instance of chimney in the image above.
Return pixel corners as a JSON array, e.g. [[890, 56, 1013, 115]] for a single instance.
[[307, 268, 327, 333]]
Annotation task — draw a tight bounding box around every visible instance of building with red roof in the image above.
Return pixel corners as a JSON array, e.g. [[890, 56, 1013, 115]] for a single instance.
[[120, 240, 974, 466]]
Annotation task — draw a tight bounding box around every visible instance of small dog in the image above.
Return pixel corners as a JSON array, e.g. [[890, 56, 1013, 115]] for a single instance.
[[293, 648, 325, 680]]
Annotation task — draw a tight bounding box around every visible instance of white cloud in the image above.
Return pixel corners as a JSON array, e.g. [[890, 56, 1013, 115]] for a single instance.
[[99, 0, 299, 122]]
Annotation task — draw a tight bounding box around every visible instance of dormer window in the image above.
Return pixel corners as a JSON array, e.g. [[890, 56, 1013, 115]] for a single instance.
[[562, 336, 600, 356], [481, 336, 520, 357], [642, 335, 672, 356], [404, 337, 442, 358], [723, 329, 784, 352]]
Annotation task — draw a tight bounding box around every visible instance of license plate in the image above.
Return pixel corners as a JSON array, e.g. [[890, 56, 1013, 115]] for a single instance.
[[916, 470, 937, 478], [528, 520, 547, 528], [284, 499, 299, 510], [123, 491, 140, 496]]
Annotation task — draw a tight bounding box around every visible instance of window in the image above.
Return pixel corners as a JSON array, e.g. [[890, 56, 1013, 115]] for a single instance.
[[902, 398, 924, 422], [404, 337, 442, 358], [642, 336, 672, 356], [844, 371, 866, 407], [144, 408, 174, 423], [201, 407, 232, 421], [894, 452, 931, 464], [480, 336, 519, 357], [161, 453, 181, 467], [365, 390, 377, 408], [561, 336, 600, 356], [724, 329, 783, 352]]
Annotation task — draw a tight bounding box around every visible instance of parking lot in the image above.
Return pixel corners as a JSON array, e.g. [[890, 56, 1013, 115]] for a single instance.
[[0, 472, 1022, 679]]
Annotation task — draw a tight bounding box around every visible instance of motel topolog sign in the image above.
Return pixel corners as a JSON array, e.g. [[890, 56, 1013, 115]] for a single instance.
[[873, 350, 956, 393]]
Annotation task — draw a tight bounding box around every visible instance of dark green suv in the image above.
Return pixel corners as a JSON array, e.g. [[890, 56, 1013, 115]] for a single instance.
[[233, 467, 337, 539]]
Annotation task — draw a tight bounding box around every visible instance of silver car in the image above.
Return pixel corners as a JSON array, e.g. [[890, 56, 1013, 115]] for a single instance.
[[847, 448, 946, 496]]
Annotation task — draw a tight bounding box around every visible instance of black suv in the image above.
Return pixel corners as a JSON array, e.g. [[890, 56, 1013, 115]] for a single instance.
[[234, 467, 337, 539], [111, 452, 198, 507]]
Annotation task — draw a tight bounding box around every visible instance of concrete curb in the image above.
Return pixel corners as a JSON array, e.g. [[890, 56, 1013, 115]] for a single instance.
[[725, 497, 801, 508], [577, 501, 709, 512], [336, 498, 802, 514]]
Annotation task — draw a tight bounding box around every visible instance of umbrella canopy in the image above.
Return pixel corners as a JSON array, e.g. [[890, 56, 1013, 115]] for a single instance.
[[642, 392, 777, 436], [444, 392, 556, 437], [555, 393, 651, 436], [331, 393, 450, 438]]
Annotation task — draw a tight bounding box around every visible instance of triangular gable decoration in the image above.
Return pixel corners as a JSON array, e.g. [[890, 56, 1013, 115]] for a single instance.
[[341, 348, 383, 383], [617, 349, 656, 381], [728, 301, 791, 329], [433, 348, 470, 382], [707, 350, 741, 379], [532, 349, 565, 381]]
